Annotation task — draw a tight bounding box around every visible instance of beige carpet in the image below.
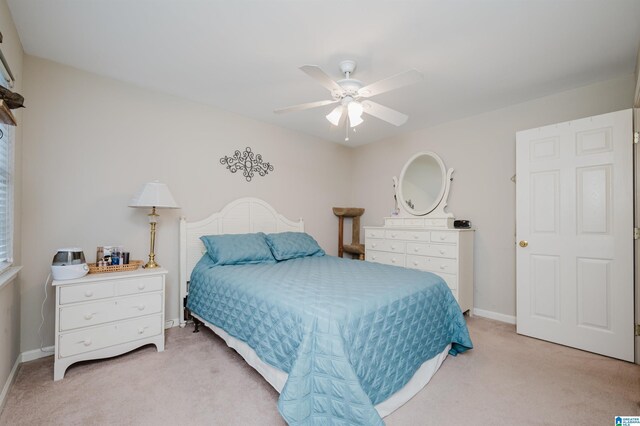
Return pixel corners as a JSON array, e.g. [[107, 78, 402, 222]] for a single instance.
[[1, 316, 638, 425]]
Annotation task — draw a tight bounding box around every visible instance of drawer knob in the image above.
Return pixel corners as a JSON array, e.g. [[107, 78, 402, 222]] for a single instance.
[[414, 248, 419, 252], [391, 233, 397, 238], [83, 339, 92, 347], [391, 258, 397, 263], [372, 256, 377, 260], [84, 290, 93, 297], [137, 304, 146, 311], [440, 264, 446, 270], [84, 313, 95, 320], [413, 261, 418, 266], [439, 249, 445, 255], [439, 235, 445, 240], [138, 326, 148, 335], [391, 245, 396, 250], [372, 243, 376, 248], [137, 283, 146, 290], [413, 235, 419, 239]]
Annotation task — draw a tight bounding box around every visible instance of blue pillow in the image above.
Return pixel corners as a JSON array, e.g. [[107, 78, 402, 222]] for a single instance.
[[265, 232, 325, 261], [200, 233, 276, 266]]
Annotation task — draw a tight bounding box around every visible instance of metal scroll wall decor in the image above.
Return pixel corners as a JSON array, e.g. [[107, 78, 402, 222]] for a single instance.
[[220, 147, 274, 182]]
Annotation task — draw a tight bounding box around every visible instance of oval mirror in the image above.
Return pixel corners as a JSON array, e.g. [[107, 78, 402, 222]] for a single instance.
[[397, 152, 446, 216]]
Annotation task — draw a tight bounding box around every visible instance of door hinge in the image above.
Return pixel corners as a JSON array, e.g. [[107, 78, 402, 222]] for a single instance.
[[635, 228, 640, 240], [636, 324, 640, 337], [635, 131, 639, 144]]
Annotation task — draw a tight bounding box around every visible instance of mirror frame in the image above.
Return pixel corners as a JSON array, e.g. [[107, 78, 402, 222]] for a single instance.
[[395, 151, 453, 217]]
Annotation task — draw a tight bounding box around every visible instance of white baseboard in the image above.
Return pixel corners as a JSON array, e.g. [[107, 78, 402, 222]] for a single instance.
[[165, 318, 179, 329], [20, 346, 54, 363], [0, 355, 20, 413], [473, 308, 517, 325]]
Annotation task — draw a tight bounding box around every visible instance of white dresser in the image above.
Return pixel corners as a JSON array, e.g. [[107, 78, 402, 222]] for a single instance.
[[53, 267, 167, 380], [365, 219, 474, 313]]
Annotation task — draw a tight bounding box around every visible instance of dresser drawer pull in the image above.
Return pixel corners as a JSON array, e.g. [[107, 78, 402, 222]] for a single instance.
[[80, 339, 92, 347], [391, 245, 397, 250], [439, 235, 446, 241], [83, 312, 97, 321], [412, 261, 419, 266], [391, 233, 397, 238], [413, 248, 420, 252], [372, 255, 377, 260], [371, 243, 377, 248], [136, 304, 146, 311], [440, 264, 446, 270], [137, 283, 146, 290], [439, 249, 446, 255], [84, 290, 94, 298], [137, 326, 148, 335], [413, 234, 419, 239], [391, 258, 397, 264]]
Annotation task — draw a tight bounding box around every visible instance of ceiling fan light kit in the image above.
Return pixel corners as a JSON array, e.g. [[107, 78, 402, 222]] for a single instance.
[[275, 60, 423, 141]]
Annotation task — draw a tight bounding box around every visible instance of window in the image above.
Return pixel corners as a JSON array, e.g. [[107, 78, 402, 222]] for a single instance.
[[0, 74, 14, 271]]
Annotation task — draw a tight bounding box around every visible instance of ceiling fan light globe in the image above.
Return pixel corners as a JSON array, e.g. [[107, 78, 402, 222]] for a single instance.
[[349, 115, 364, 127], [348, 101, 364, 127], [326, 106, 343, 126]]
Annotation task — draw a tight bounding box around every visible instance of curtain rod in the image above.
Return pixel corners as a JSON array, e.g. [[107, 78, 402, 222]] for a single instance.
[[0, 32, 15, 88]]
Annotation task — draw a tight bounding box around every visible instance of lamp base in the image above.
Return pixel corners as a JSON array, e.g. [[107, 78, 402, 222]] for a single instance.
[[144, 260, 160, 269]]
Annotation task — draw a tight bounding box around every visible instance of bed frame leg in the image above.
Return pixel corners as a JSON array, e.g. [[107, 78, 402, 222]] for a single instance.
[[193, 317, 201, 333]]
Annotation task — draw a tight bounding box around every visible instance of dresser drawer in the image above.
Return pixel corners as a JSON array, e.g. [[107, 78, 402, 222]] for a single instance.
[[366, 239, 406, 254], [364, 228, 385, 239], [430, 231, 457, 244], [59, 293, 163, 331], [366, 250, 406, 267], [406, 242, 457, 259], [58, 314, 163, 358], [406, 255, 457, 274], [116, 275, 163, 296], [436, 272, 458, 291], [59, 282, 115, 305], [385, 230, 429, 241]]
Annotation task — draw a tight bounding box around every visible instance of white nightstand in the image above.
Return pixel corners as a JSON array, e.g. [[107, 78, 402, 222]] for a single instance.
[[53, 267, 167, 381]]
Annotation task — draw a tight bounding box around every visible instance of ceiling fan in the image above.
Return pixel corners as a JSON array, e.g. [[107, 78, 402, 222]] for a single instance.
[[274, 60, 423, 133]]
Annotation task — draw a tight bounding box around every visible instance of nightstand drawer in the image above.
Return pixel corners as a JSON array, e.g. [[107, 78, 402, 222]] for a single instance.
[[58, 314, 163, 358], [116, 275, 163, 296], [59, 293, 163, 331], [59, 282, 115, 305]]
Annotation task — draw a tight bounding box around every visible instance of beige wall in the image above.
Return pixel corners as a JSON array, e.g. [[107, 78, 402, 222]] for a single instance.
[[351, 74, 635, 319], [20, 55, 352, 352], [0, 0, 23, 405]]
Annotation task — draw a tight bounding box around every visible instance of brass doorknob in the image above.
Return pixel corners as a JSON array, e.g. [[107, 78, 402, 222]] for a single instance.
[[519, 240, 528, 248]]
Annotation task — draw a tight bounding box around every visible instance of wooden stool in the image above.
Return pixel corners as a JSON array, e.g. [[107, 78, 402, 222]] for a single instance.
[[332, 207, 365, 260]]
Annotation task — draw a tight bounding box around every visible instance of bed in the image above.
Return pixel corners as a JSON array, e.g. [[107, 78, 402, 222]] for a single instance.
[[179, 198, 472, 425]]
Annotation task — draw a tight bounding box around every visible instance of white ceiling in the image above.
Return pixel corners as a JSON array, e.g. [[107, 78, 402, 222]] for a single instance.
[[7, 1, 640, 146]]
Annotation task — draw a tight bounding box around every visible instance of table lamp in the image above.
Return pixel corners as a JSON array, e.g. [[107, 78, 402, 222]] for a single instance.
[[129, 181, 180, 268]]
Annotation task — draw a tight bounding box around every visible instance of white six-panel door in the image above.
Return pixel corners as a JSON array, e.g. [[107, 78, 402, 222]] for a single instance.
[[516, 109, 634, 362]]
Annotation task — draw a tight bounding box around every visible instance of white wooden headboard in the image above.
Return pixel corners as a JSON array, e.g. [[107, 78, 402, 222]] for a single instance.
[[178, 197, 304, 326]]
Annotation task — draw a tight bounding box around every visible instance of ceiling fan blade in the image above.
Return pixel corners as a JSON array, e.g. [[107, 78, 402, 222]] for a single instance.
[[361, 100, 408, 126], [358, 69, 423, 98], [274, 99, 338, 114], [300, 65, 344, 93]]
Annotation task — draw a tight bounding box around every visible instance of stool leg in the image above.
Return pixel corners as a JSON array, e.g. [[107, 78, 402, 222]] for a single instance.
[[337, 216, 344, 258]]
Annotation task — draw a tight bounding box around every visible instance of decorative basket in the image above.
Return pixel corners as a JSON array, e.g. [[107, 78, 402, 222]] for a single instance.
[[88, 260, 143, 274]]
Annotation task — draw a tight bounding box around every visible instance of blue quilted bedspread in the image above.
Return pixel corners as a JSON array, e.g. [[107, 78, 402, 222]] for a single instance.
[[187, 255, 472, 425]]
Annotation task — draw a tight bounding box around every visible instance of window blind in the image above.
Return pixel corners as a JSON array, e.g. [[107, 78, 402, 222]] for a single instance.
[[0, 74, 14, 269]]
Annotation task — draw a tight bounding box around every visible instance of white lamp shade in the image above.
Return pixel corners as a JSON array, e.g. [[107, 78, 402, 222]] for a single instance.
[[348, 101, 364, 127], [325, 105, 344, 126], [129, 181, 180, 208]]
